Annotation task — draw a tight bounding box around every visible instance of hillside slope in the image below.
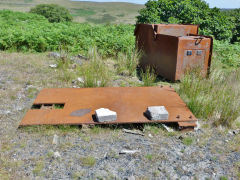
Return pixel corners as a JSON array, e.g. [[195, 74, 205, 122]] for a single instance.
[[0, 0, 143, 24]]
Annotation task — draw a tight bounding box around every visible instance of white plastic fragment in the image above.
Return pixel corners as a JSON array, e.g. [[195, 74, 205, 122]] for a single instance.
[[49, 64, 57, 68], [95, 108, 117, 122], [52, 134, 58, 145], [119, 149, 140, 154], [145, 106, 169, 120]]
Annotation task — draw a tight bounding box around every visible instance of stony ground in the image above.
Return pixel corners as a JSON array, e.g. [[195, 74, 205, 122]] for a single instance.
[[0, 52, 240, 180]]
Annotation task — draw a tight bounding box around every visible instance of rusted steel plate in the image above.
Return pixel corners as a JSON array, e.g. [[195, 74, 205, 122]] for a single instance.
[[178, 121, 197, 128], [19, 86, 197, 126], [135, 24, 213, 81]]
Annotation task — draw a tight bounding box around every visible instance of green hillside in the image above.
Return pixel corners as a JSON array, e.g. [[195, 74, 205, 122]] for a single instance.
[[0, 0, 144, 24]]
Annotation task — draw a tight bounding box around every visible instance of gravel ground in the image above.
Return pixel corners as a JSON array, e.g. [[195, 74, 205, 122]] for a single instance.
[[0, 52, 240, 180]]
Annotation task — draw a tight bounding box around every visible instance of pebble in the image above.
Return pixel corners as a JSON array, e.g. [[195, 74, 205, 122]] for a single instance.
[[54, 152, 61, 158]]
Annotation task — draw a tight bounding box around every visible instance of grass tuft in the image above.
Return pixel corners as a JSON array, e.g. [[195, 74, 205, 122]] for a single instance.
[[178, 67, 240, 127], [79, 156, 96, 167], [116, 50, 140, 76], [78, 48, 112, 87], [182, 137, 194, 146], [140, 66, 157, 86]]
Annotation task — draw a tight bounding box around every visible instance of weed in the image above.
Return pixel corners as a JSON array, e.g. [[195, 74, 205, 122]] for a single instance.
[[140, 66, 157, 86], [27, 87, 38, 98], [219, 176, 228, 180], [79, 156, 96, 167], [145, 154, 153, 161], [32, 161, 44, 176], [144, 124, 164, 135], [72, 171, 86, 179], [116, 50, 140, 76], [182, 137, 194, 146], [178, 67, 240, 127], [78, 48, 112, 87]]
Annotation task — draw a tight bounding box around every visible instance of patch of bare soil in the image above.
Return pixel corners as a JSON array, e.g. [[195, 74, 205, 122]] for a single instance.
[[0, 52, 240, 179]]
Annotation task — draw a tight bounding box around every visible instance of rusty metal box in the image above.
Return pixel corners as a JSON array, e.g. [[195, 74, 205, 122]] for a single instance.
[[134, 24, 213, 81]]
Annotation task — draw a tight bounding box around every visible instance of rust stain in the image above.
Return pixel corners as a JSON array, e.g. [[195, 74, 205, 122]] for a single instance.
[[19, 86, 197, 129], [135, 24, 213, 81]]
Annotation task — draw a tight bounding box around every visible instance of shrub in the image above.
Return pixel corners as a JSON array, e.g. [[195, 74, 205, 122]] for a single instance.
[[136, 0, 235, 42], [30, 4, 73, 23], [223, 9, 240, 42], [0, 10, 135, 56], [214, 41, 240, 67]]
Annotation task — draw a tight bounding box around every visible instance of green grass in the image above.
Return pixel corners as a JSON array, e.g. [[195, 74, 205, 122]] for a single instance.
[[145, 154, 153, 161], [32, 161, 44, 176], [182, 137, 194, 146], [141, 66, 157, 86], [178, 66, 240, 127], [79, 156, 96, 167], [0, 0, 143, 24], [0, 10, 135, 57], [86, 13, 117, 24], [78, 48, 112, 87], [71, 8, 96, 17], [116, 51, 139, 76]]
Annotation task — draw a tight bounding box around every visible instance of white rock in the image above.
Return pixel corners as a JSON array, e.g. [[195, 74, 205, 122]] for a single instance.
[[54, 151, 61, 158], [77, 77, 84, 83], [162, 124, 174, 132], [95, 108, 117, 122], [128, 176, 136, 180], [49, 64, 57, 68], [148, 133, 153, 138], [145, 106, 169, 120], [194, 120, 201, 131], [52, 134, 58, 145]]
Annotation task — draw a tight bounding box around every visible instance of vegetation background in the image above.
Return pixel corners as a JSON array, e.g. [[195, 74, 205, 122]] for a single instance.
[[0, 0, 239, 127]]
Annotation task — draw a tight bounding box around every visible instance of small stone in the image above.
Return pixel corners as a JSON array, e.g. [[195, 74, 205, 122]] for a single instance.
[[54, 151, 61, 158], [52, 134, 58, 145], [145, 106, 169, 120], [148, 133, 153, 138], [128, 176, 135, 180], [95, 108, 117, 122], [77, 77, 84, 83], [97, 81, 101, 87]]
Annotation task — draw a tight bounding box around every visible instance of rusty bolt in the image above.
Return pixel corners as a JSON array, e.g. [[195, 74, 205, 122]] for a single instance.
[[176, 115, 180, 119]]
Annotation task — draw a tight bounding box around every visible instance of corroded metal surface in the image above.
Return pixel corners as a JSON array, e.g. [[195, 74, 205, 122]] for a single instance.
[[135, 24, 213, 81], [20, 86, 197, 128]]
